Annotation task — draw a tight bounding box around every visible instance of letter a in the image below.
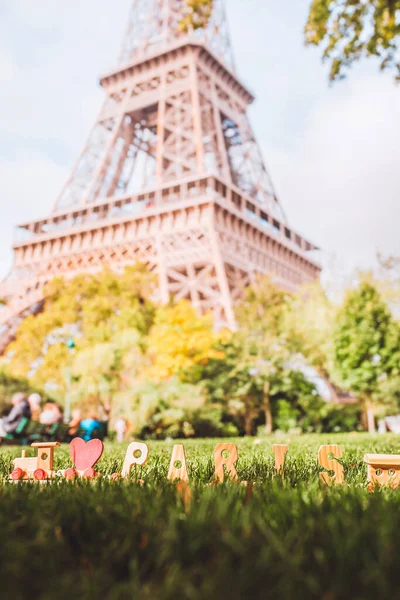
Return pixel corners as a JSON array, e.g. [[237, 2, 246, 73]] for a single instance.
[[168, 445, 189, 483]]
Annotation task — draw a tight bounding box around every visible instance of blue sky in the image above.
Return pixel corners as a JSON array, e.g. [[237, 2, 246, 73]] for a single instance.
[[0, 0, 399, 286]]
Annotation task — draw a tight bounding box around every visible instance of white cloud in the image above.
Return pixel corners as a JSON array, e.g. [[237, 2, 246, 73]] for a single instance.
[[0, 154, 67, 277], [0, 52, 16, 84], [264, 73, 400, 275]]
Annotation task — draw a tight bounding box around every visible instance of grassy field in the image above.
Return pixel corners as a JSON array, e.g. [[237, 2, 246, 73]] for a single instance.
[[1, 433, 400, 599]]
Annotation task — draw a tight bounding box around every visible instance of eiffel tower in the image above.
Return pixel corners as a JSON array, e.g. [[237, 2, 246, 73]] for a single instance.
[[0, 0, 320, 351]]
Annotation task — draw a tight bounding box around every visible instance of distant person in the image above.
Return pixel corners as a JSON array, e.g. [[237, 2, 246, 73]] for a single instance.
[[0, 393, 31, 437], [79, 413, 101, 441], [40, 402, 63, 425], [68, 409, 82, 437], [114, 417, 127, 443], [28, 393, 42, 421]]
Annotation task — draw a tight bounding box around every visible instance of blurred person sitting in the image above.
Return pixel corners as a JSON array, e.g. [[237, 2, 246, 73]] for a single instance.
[[68, 409, 81, 437], [28, 393, 42, 421], [79, 413, 101, 441], [0, 393, 31, 437], [114, 417, 127, 443], [40, 401, 63, 426], [1, 404, 12, 418]]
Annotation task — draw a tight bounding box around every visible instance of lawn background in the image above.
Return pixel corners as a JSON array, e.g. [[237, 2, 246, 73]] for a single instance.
[[1, 433, 400, 599]]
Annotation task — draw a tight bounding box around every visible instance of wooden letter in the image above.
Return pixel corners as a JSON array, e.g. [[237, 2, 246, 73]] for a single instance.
[[272, 444, 288, 476], [214, 443, 238, 483], [176, 481, 192, 512], [364, 454, 400, 488], [121, 441, 149, 477], [318, 445, 344, 485], [168, 444, 189, 483]]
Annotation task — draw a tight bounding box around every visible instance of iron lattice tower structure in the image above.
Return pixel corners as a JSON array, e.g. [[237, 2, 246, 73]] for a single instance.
[[0, 0, 320, 350]]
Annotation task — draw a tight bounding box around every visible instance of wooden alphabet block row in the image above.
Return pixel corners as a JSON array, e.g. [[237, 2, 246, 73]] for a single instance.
[[7, 439, 400, 489], [108, 442, 400, 489]]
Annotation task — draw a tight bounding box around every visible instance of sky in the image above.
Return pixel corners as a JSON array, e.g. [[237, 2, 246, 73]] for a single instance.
[[0, 0, 399, 285]]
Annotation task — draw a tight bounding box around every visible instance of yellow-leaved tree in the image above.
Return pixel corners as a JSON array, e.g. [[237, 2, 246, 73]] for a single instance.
[[144, 300, 228, 380], [4, 265, 155, 404]]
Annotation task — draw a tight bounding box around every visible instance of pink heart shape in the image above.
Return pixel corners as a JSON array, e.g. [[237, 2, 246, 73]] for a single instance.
[[69, 438, 104, 471]]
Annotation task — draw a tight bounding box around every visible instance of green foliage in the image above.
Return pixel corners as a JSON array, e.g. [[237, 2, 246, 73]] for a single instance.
[[305, 0, 400, 81], [5, 265, 156, 406], [321, 403, 363, 433], [333, 281, 400, 400], [274, 399, 300, 431], [4, 264, 399, 438], [1, 435, 400, 598], [271, 368, 326, 432], [130, 378, 204, 439], [236, 274, 288, 337], [184, 334, 323, 435], [191, 407, 239, 437], [129, 378, 238, 439], [71, 330, 143, 414], [284, 281, 335, 376], [373, 374, 400, 415], [0, 370, 44, 414], [179, 0, 214, 33]]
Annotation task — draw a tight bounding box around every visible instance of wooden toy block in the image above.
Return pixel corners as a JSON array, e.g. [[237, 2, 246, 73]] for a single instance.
[[32, 442, 59, 472], [214, 443, 238, 483], [69, 438, 104, 478], [11, 442, 60, 481], [244, 481, 254, 505], [121, 441, 149, 477], [168, 444, 189, 483], [318, 445, 344, 485], [364, 454, 400, 488], [272, 444, 288, 476], [176, 481, 192, 512]]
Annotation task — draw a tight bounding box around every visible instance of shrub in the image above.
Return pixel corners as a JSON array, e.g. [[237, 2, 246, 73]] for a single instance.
[[0, 370, 45, 414], [321, 403, 363, 433]]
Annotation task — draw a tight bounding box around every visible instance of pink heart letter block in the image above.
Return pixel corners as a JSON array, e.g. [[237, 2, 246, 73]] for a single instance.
[[69, 438, 104, 471]]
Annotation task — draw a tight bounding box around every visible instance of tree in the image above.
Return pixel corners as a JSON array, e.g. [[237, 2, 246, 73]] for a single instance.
[[184, 331, 322, 436], [181, 1, 400, 82], [5, 265, 156, 402], [377, 254, 400, 313], [0, 370, 45, 414], [333, 281, 400, 432], [284, 281, 336, 390], [373, 374, 400, 416], [236, 274, 288, 337], [235, 275, 290, 432], [144, 300, 226, 380], [179, 0, 213, 32], [71, 330, 144, 417], [129, 377, 205, 439], [305, 0, 400, 82], [229, 338, 288, 435]]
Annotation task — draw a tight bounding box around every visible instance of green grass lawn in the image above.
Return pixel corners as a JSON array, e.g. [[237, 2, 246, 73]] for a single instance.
[[1, 433, 400, 599]]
